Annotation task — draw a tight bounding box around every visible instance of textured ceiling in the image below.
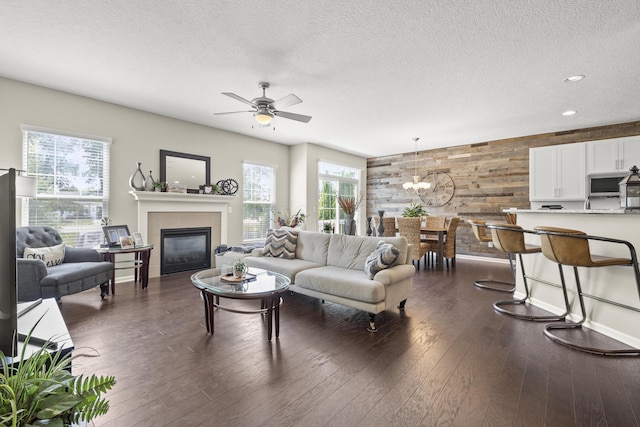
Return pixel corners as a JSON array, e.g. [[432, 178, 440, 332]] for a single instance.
[[1, 1, 639, 157]]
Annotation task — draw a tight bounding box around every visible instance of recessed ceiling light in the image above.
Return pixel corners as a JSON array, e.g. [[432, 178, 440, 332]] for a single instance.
[[563, 75, 585, 83], [562, 110, 577, 116]]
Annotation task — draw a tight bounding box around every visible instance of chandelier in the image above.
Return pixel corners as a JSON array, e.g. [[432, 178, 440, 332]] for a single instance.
[[402, 138, 430, 195]]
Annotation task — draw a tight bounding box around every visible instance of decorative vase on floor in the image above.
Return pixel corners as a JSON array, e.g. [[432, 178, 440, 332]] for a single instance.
[[366, 217, 372, 236], [343, 214, 356, 235], [377, 210, 385, 236], [129, 162, 146, 191], [144, 171, 156, 191]]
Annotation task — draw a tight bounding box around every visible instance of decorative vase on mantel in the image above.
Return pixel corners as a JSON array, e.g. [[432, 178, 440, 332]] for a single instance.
[[129, 162, 146, 191], [144, 170, 156, 191], [343, 214, 356, 235], [377, 210, 385, 236], [366, 217, 372, 236]]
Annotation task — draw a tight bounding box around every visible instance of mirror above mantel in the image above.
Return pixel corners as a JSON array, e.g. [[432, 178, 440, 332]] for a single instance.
[[159, 150, 211, 193]]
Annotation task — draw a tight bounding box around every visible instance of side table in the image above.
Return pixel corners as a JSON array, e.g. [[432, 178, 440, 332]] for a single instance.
[[96, 245, 153, 294]]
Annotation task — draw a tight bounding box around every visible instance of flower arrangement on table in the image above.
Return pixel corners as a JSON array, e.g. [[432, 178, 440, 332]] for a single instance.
[[274, 209, 306, 228], [336, 193, 363, 214]]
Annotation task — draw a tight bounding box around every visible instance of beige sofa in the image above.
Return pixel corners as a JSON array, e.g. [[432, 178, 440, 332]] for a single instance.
[[245, 230, 415, 331]]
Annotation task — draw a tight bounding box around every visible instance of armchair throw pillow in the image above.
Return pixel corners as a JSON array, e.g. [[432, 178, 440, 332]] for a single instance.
[[263, 229, 298, 259], [364, 240, 400, 279], [23, 243, 66, 267]]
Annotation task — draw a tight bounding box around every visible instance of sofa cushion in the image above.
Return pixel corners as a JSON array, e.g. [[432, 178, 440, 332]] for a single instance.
[[23, 243, 66, 267], [295, 266, 386, 303], [326, 234, 408, 270], [263, 229, 298, 259], [244, 257, 322, 282], [295, 230, 331, 265], [364, 241, 400, 279], [40, 261, 112, 290]]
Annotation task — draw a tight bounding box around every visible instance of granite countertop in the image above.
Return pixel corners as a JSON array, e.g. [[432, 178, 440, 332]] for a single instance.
[[508, 208, 639, 214]]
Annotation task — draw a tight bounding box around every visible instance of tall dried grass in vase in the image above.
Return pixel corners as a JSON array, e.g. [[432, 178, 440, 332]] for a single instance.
[[336, 193, 362, 214]]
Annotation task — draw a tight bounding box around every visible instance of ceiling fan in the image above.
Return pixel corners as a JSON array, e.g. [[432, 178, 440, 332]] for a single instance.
[[215, 82, 312, 126]]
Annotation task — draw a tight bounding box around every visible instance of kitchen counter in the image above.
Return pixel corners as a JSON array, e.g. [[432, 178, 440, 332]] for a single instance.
[[514, 208, 637, 214], [509, 210, 640, 348]]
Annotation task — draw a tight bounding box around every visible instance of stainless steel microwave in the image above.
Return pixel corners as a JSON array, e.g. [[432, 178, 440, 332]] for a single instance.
[[589, 174, 625, 197]]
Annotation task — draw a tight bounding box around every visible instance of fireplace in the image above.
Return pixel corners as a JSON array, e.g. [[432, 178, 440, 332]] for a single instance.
[[160, 227, 211, 275]]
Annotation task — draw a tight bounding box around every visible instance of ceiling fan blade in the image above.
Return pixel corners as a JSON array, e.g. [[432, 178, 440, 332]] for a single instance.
[[271, 94, 302, 110], [214, 110, 254, 115], [221, 92, 256, 107], [273, 110, 312, 123]]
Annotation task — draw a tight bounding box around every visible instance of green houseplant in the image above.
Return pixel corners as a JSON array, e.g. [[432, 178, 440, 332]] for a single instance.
[[232, 259, 248, 278], [402, 202, 426, 217], [0, 329, 115, 427]]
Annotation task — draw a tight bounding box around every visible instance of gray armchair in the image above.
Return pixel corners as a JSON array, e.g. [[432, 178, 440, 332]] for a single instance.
[[16, 226, 113, 302]]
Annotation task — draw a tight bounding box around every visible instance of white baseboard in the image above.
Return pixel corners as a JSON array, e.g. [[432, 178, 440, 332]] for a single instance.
[[455, 254, 510, 265]]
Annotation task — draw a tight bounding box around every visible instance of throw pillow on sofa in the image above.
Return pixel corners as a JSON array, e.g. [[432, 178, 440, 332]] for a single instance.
[[23, 243, 66, 267], [263, 229, 298, 259], [364, 240, 400, 279]]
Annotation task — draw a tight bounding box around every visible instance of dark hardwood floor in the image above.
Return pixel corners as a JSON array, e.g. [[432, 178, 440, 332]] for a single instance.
[[58, 258, 640, 426]]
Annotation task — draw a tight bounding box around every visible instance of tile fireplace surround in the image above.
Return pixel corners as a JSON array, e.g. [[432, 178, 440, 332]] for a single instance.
[[129, 191, 234, 278]]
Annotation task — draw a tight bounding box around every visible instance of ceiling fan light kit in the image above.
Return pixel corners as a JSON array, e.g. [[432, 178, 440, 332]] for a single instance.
[[254, 110, 273, 125], [216, 81, 312, 127]]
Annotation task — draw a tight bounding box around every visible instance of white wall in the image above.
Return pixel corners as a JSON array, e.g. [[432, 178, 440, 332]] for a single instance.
[[291, 143, 367, 232], [0, 77, 288, 245], [0, 77, 367, 243]]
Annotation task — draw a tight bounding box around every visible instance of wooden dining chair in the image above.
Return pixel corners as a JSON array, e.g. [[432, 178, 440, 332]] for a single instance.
[[421, 215, 447, 266], [397, 217, 428, 270], [421, 215, 446, 240], [381, 217, 397, 237], [423, 217, 460, 269]]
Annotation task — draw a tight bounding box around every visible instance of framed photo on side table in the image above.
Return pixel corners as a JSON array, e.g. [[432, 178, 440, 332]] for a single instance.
[[119, 235, 135, 249], [102, 225, 131, 247], [132, 232, 144, 247]]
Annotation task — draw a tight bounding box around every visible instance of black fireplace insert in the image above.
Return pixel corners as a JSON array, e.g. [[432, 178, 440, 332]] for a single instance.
[[160, 227, 211, 275]]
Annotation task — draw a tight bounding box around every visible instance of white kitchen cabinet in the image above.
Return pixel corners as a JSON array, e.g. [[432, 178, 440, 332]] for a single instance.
[[586, 136, 640, 175], [530, 143, 586, 201]]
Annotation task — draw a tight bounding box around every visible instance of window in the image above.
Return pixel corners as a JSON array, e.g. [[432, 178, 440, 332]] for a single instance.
[[21, 125, 111, 248], [318, 161, 361, 233], [243, 162, 275, 242]]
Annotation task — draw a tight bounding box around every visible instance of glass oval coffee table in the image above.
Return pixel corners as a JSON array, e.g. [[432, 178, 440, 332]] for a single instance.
[[191, 267, 290, 340]]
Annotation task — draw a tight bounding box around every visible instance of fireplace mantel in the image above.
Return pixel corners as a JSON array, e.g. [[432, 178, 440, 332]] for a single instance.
[[129, 190, 234, 245], [129, 190, 236, 204]]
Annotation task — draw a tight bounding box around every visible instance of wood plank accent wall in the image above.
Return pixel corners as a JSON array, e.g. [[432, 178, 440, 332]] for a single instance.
[[366, 120, 640, 258]]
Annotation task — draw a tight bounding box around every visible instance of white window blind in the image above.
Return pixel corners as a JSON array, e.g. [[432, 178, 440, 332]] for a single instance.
[[243, 163, 275, 242], [21, 125, 111, 248]]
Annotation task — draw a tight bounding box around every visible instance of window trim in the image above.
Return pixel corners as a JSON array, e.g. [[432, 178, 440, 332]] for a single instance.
[[21, 125, 112, 248], [242, 162, 276, 243]]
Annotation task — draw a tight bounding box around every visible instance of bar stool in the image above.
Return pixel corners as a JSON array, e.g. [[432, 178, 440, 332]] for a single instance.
[[467, 219, 515, 292], [487, 222, 571, 321], [535, 226, 640, 356]]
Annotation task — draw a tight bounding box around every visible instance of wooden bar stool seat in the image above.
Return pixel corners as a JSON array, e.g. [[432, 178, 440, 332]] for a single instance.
[[535, 226, 640, 356], [468, 219, 515, 293], [487, 223, 571, 322]]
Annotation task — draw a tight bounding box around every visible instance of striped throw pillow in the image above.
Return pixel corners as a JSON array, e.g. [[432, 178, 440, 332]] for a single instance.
[[364, 241, 399, 279], [263, 229, 298, 259]]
